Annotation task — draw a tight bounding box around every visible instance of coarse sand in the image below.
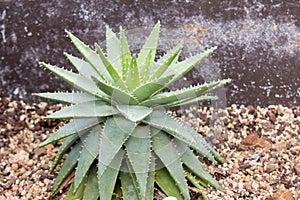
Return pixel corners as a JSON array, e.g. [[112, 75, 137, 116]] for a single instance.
[[0, 97, 299, 199]]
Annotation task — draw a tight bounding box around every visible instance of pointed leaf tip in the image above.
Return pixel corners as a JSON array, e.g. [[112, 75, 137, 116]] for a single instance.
[[137, 22, 161, 80], [116, 105, 153, 122]]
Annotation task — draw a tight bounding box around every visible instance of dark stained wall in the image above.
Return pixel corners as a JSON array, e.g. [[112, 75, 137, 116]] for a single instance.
[[0, 0, 299, 106]]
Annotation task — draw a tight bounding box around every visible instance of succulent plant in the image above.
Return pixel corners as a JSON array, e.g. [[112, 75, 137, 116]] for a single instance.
[[35, 22, 230, 200]]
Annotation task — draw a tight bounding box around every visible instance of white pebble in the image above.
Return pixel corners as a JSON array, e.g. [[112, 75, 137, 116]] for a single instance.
[[163, 197, 177, 200]]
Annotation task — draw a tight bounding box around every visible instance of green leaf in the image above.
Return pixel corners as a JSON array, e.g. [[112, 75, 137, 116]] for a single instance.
[[92, 77, 139, 105], [125, 125, 151, 198], [65, 182, 75, 200], [74, 126, 101, 192], [163, 46, 217, 85], [137, 22, 160, 80], [45, 101, 118, 119], [125, 55, 140, 90], [132, 75, 174, 102], [186, 172, 207, 189], [185, 172, 210, 200], [95, 43, 125, 87], [97, 116, 136, 178], [112, 181, 122, 200], [164, 95, 218, 108], [40, 62, 111, 103], [106, 26, 121, 73], [120, 27, 132, 80], [50, 132, 82, 173], [201, 192, 210, 200], [83, 165, 99, 200], [51, 141, 82, 196], [141, 79, 230, 107], [120, 170, 140, 200], [143, 110, 216, 162], [98, 150, 125, 200], [65, 180, 86, 200], [173, 139, 222, 190], [116, 105, 153, 122], [144, 155, 155, 200], [65, 30, 112, 82], [119, 159, 141, 200], [140, 50, 153, 82], [152, 131, 190, 200], [185, 172, 207, 189], [34, 92, 97, 104], [64, 53, 101, 79], [40, 118, 101, 147], [150, 42, 183, 80], [155, 167, 184, 200]]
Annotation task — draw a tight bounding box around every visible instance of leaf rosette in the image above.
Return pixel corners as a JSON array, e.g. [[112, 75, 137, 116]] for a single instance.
[[35, 22, 230, 200]]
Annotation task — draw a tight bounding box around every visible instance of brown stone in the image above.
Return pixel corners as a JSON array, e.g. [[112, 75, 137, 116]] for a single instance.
[[244, 182, 253, 193], [294, 161, 300, 176], [272, 142, 287, 152], [11, 163, 19, 171], [232, 168, 239, 174], [247, 105, 257, 117], [266, 190, 295, 200], [241, 133, 272, 148], [267, 110, 277, 123], [265, 164, 278, 173]]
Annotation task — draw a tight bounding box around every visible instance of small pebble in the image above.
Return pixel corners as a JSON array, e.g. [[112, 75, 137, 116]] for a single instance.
[[11, 163, 19, 171], [163, 197, 177, 200], [27, 159, 34, 167], [1, 99, 300, 200], [294, 162, 300, 176], [179, 103, 300, 200], [0, 196, 6, 200]]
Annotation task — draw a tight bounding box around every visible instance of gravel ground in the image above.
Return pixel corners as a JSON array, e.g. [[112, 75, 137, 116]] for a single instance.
[[0, 97, 299, 200]]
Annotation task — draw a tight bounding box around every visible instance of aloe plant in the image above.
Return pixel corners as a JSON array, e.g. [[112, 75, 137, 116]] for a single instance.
[[35, 22, 230, 200]]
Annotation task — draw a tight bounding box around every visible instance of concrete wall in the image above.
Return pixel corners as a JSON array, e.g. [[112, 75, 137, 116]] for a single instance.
[[0, 0, 299, 106]]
